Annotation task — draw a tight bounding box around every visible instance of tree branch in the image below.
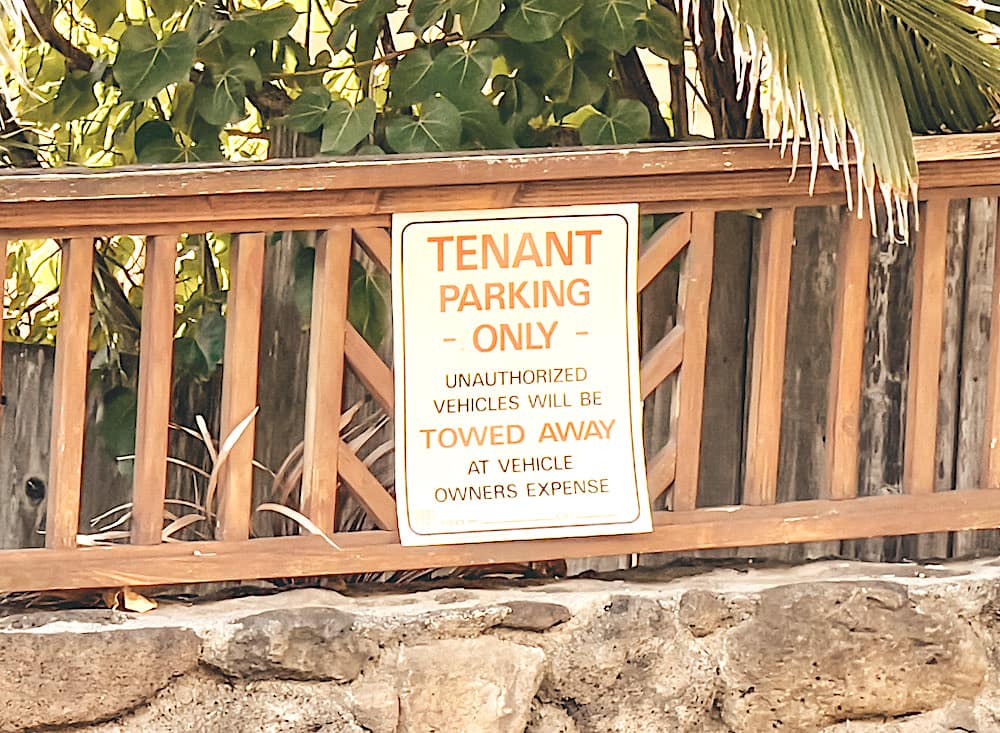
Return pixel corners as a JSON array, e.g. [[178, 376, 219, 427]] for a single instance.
[[614, 49, 672, 142], [24, 0, 93, 72], [0, 97, 42, 168]]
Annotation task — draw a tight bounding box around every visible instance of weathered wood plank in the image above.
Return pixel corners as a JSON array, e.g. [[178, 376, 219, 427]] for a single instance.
[[954, 197, 1000, 557], [980, 198, 1000, 489], [640, 326, 684, 399], [902, 198, 950, 495], [1, 134, 995, 205], [638, 212, 691, 290], [301, 227, 352, 533], [3, 161, 1000, 238], [697, 212, 753, 509], [130, 237, 178, 545], [344, 326, 394, 413], [216, 233, 265, 542], [672, 211, 714, 511], [743, 208, 795, 506], [1, 344, 52, 550], [46, 238, 94, 550], [10, 489, 1000, 592], [826, 211, 870, 500], [336, 439, 397, 531], [353, 228, 392, 272], [646, 439, 677, 500]]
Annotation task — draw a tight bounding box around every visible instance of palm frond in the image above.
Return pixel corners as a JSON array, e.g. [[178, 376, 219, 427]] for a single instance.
[[0, 0, 40, 106], [717, 0, 1000, 233]]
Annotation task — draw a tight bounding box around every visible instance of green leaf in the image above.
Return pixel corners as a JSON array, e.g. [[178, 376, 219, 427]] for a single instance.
[[320, 98, 377, 154], [195, 310, 226, 369], [174, 335, 211, 380], [579, 98, 649, 144], [222, 4, 299, 46], [149, 0, 191, 18], [348, 260, 391, 348], [453, 0, 502, 37], [329, 0, 398, 62], [637, 3, 683, 63], [80, 0, 124, 34], [389, 48, 437, 106], [44, 70, 99, 122], [97, 386, 137, 465], [568, 50, 612, 107], [134, 120, 184, 163], [493, 74, 541, 126], [226, 57, 263, 87], [194, 69, 247, 125], [581, 0, 644, 52], [113, 25, 196, 101], [286, 87, 333, 133], [455, 93, 516, 149], [503, 0, 580, 42], [406, 0, 452, 34], [432, 40, 497, 102], [386, 96, 462, 152]]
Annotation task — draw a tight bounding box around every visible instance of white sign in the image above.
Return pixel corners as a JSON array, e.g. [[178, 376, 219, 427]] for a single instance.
[[392, 204, 651, 545]]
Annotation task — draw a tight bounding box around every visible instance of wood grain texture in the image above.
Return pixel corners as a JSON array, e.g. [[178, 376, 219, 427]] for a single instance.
[[9, 488, 1000, 592], [345, 326, 393, 413], [353, 228, 391, 272], [640, 326, 684, 399], [826, 211, 870, 500], [954, 197, 1000, 557], [743, 208, 795, 506], [981, 199, 1000, 488], [130, 237, 177, 545], [638, 212, 691, 291], [337, 439, 397, 531], [216, 233, 265, 541], [301, 228, 352, 534], [672, 212, 715, 511], [903, 198, 950, 495], [46, 239, 94, 550], [646, 439, 677, 500], [1, 134, 995, 205]]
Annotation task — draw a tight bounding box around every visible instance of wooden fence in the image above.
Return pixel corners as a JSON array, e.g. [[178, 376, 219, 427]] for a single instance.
[[1, 134, 1000, 592]]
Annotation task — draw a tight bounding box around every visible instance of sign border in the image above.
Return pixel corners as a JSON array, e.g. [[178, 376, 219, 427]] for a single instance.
[[392, 204, 650, 545]]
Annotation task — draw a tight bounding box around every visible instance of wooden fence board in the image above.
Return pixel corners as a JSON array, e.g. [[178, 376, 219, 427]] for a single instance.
[[9, 488, 1000, 592], [130, 237, 178, 545], [301, 228, 353, 534], [743, 208, 795, 506], [216, 233, 265, 541], [903, 199, 950, 495], [638, 212, 690, 290], [46, 238, 94, 550], [672, 212, 715, 511], [826, 211, 870, 500]]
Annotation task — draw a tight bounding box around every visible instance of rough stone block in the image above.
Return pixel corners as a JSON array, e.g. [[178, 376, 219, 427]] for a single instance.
[[396, 636, 545, 733]]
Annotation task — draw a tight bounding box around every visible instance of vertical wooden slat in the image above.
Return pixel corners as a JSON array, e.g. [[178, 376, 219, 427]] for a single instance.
[[130, 237, 177, 545], [903, 198, 950, 495], [46, 238, 94, 549], [825, 211, 870, 500], [301, 226, 352, 533], [216, 233, 266, 541], [743, 208, 795, 506], [671, 211, 714, 511], [1, 240, 7, 425], [981, 199, 1000, 488]]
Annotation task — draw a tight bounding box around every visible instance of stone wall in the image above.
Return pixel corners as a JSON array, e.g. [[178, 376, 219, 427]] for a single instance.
[[4, 559, 1000, 732]]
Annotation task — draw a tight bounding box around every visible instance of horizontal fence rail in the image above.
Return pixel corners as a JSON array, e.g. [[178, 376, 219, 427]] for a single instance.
[[1, 134, 1000, 591]]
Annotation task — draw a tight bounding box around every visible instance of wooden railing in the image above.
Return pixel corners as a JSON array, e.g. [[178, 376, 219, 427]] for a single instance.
[[1, 134, 1000, 591]]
